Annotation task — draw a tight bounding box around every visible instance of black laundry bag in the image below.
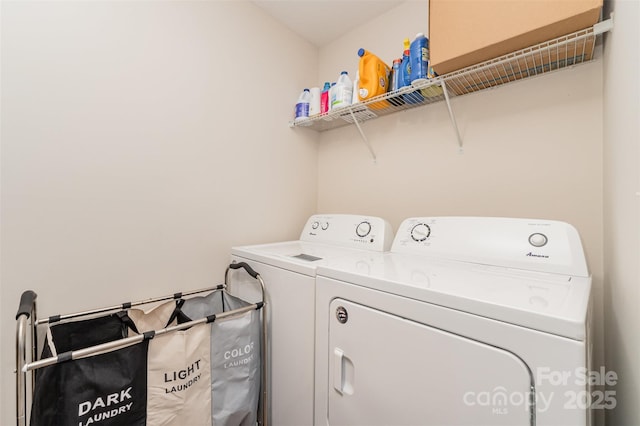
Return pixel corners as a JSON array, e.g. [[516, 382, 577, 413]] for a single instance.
[[40, 313, 129, 358], [32, 313, 148, 426], [30, 340, 149, 426]]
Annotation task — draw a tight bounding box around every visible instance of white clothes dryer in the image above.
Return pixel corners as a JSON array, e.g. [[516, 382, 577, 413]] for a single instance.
[[229, 214, 393, 426], [314, 217, 592, 426]]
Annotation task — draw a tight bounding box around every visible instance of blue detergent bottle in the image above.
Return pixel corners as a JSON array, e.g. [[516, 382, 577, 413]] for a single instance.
[[410, 32, 429, 85], [401, 38, 423, 104]]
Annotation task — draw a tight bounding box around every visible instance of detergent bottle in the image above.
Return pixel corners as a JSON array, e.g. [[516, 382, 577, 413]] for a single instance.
[[400, 38, 411, 89], [331, 71, 353, 109], [294, 88, 311, 122], [320, 82, 331, 114], [389, 58, 405, 106], [400, 38, 424, 104], [357, 48, 390, 105], [390, 59, 403, 91], [410, 32, 429, 85]]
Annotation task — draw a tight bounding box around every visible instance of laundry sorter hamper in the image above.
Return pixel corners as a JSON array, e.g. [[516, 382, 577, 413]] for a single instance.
[[15, 262, 268, 426]]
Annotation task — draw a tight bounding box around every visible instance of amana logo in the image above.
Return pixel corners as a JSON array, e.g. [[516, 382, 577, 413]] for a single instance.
[[526, 252, 549, 259]]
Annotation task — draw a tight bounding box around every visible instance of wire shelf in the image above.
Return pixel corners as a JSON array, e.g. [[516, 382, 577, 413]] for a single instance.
[[443, 25, 597, 96], [291, 82, 446, 132], [290, 22, 602, 133]]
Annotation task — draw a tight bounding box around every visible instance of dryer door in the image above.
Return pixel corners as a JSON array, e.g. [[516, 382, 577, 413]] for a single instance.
[[328, 299, 534, 426]]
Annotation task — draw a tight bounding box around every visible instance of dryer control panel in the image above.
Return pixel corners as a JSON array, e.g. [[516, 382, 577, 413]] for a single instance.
[[392, 217, 589, 277], [300, 214, 394, 252]]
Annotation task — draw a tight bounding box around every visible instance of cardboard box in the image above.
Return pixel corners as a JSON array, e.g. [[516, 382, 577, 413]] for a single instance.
[[430, 0, 603, 75]]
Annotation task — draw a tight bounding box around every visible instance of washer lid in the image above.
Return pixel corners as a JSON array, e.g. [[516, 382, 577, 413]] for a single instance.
[[231, 240, 382, 277], [317, 252, 591, 341]]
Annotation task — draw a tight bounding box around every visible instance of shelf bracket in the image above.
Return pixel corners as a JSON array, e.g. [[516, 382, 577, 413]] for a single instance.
[[594, 15, 613, 35], [441, 80, 463, 152], [348, 108, 377, 163]]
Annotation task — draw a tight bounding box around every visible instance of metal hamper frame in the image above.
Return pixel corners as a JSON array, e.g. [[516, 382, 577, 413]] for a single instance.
[[15, 262, 268, 426]]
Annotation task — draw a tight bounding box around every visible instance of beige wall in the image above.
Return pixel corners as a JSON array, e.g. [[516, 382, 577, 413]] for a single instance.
[[317, 0, 605, 407], [0, 2, 318, 423], [603, 0, 640, 424]]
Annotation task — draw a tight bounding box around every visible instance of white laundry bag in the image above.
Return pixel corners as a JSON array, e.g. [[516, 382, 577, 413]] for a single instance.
[[125, 299, 213, 426]]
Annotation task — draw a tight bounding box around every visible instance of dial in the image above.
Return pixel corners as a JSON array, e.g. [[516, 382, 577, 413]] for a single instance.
[[321, 222, 329, 230], [411, 223, 431, 242], [356, 221, 372, 238], [311, 221, 319, 230], [528, 233, 548, 247]]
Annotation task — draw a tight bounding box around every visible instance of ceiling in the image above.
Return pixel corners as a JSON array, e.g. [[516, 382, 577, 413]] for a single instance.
[[251, 0, 404, 47]]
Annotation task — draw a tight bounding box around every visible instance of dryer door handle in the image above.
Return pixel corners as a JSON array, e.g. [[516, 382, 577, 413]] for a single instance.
[[333, 347, 354, 396]]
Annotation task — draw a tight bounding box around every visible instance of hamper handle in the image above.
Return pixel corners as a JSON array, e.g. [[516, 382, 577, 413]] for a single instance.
[[229, 262, 259, 279], [16, 290, 37, 319]]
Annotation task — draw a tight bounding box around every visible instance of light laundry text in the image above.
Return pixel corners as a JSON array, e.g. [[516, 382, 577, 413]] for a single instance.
[[163, 359, 203, 394]]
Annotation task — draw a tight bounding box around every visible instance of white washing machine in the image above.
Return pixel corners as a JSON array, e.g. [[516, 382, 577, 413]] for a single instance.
[[229, 214, 394, 426], [314, 217, 592, 426]]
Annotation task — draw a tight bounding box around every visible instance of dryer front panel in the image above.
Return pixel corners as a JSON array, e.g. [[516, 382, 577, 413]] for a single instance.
[[327, 298, 534, 426]]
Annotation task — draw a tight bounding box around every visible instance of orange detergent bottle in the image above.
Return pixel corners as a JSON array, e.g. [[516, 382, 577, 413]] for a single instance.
[[357, 48, 390, 110]]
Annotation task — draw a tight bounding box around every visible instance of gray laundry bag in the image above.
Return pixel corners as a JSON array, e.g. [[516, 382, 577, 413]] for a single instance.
[[178, 290, 261, 426]]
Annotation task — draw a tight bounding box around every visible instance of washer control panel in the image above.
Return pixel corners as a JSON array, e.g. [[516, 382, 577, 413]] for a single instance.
[[301, 214, 394, 252], [392, 217, 589, 277]]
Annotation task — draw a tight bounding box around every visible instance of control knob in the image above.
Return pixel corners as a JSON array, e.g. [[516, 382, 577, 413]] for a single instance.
[[411, 223, 431, 242], [528, 233, 548, 247], [356, 221, 372, 238]]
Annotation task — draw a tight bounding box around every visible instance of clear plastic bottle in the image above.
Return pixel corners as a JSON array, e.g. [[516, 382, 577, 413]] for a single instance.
[[309, 87, 321, 116], [330, 71, 353, 110], [352, 70, 360, 104], [294, 88, 311, 122]]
